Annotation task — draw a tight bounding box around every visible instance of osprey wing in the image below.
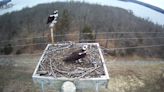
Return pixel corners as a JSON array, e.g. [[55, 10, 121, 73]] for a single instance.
[[47, 16, 54, 24]]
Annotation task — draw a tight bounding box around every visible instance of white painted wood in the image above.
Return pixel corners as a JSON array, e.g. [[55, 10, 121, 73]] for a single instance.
[[32, 44, 50, 77]]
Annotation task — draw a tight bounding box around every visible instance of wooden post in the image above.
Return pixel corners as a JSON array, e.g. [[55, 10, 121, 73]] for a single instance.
[[50, 27, 54, 44]]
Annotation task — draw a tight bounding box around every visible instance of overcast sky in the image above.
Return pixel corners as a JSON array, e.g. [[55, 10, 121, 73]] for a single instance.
[[0, 0, 164, 25]]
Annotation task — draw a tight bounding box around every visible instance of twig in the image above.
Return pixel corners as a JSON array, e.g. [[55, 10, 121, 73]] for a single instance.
[[53, 67, 70, 74], [40, 63, 45, 71], [51, 61, 68, 77], [69, 69, 85, 74], [79, 66, 101, 78], [49, 59, 56, 77], [46, 43, 73, 54]]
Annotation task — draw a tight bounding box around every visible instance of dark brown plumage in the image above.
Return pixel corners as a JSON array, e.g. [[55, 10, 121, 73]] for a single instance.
[[63, 49, 87, 63], [47, 10, 58, 24], [47, 16, 55, 24]]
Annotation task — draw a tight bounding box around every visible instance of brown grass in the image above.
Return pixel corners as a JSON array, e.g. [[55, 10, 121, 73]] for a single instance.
[[0, 55, 164, 92]]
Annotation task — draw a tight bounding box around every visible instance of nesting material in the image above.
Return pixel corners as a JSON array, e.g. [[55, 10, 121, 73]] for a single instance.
[[37, 42, 105, 78]]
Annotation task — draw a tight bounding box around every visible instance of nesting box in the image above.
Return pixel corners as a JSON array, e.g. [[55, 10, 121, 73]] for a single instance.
[[32, 42, 109, 91]]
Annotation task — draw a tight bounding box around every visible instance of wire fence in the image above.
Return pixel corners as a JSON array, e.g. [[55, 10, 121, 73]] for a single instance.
[[101, 44, 164, 50], [0, 42, 48, 49], [0, 31, 164, 43], [0, 52, 42, 57], [0, 31, 164, 57], [1, 36, 164, 48], [0, 36, 164, 49], [0, 43, 164, 57]]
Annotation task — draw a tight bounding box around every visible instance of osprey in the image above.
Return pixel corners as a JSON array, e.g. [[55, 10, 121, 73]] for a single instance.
[[63, 45, 88, 63], [47, 10, 58, 24]]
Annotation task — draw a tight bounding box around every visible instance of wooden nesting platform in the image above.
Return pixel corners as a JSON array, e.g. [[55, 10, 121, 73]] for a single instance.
[[32, 42, 109, 90]]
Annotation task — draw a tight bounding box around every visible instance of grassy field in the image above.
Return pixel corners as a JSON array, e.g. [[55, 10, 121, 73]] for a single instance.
[[0, 55, 164, 92], [105, 56, 164, 92]]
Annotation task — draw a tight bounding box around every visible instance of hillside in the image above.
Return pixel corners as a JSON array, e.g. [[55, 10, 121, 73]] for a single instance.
[[0, 2, 164, 58]]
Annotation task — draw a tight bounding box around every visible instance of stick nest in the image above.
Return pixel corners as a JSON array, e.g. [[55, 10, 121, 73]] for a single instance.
[[37, 42, 105, 78]]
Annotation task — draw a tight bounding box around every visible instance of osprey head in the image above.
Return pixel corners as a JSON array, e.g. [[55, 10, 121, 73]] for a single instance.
[[53, 10, 58, 14], [82, 45, 88, 51]]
